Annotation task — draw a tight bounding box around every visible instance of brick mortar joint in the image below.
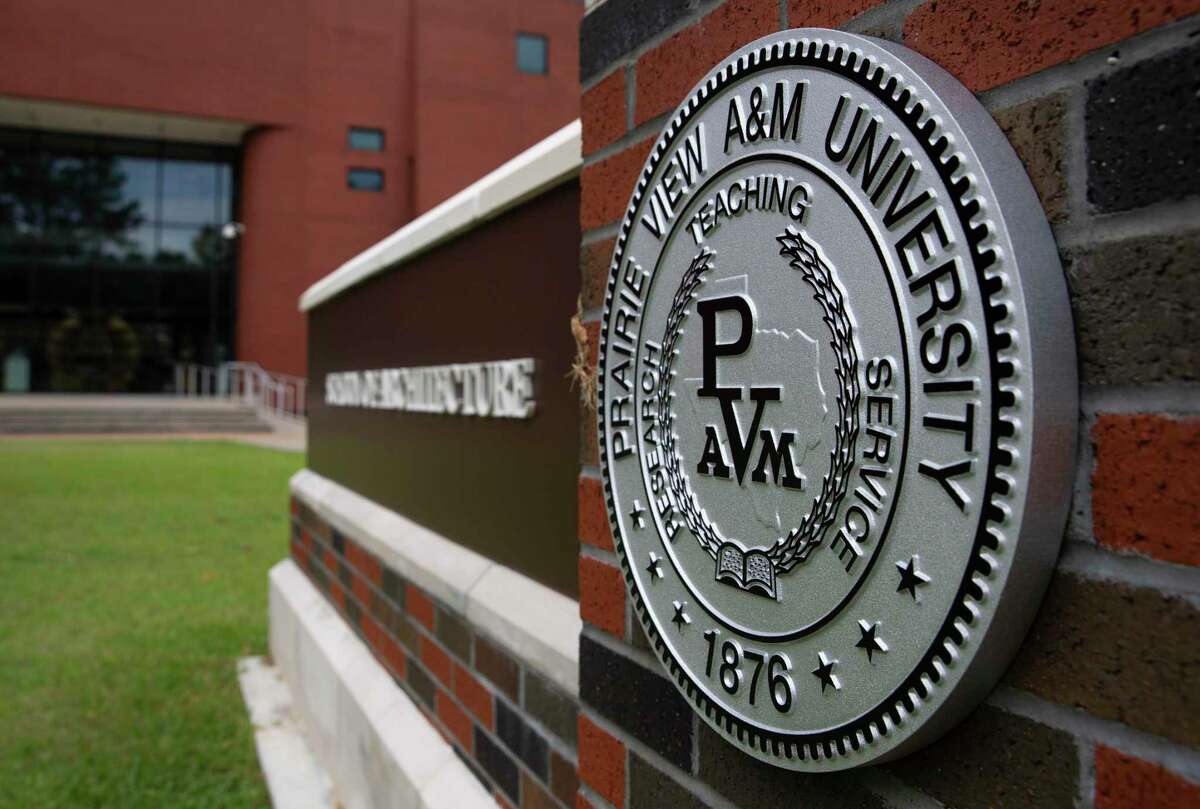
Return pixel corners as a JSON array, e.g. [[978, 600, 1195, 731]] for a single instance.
[[988, 686, 1200, 782], [580, 625, 670, 688], [580, 0, 726, 85]]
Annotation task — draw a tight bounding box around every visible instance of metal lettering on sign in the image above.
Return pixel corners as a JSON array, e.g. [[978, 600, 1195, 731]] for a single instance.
[[325, 359, 535, 418], [598, 29, 1077, 770]]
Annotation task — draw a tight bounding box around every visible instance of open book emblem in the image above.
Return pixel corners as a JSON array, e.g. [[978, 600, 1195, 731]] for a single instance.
[[717, 543, 779, 598]]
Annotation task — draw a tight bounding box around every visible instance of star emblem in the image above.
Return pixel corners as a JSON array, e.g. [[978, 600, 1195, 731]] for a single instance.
[[671, 600, 690, 631], [628, 500, 646, 529], [896, 556, 930, 600], [812, 651, 840, 693], [646, 552, 663, 581], [855, 619, 888, 662]]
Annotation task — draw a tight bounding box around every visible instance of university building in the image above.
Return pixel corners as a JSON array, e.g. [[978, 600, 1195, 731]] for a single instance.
[[261, 2, 1200, 809], [0, 0, 580, 391]]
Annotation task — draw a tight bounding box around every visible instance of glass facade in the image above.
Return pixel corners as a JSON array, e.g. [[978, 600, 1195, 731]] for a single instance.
[[0, 128, 238, 392]]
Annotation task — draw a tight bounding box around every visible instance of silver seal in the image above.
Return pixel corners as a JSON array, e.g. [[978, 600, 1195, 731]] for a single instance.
[[598, 29, 1078, 771]]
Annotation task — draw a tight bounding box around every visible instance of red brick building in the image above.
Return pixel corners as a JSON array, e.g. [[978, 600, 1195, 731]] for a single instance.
[[0, 0, 580, 388]]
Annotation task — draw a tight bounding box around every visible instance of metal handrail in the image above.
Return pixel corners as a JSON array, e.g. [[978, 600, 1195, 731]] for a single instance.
[[173, 361, 307, 420]]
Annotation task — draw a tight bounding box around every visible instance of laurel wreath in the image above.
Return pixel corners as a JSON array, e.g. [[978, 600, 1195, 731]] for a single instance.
[[654, 227, 861, 573]]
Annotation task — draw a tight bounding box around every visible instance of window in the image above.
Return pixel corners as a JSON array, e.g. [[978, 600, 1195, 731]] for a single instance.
[[347, 127, 385, 151], [516, 33, 548, 75], [347, 168, 384, 192]]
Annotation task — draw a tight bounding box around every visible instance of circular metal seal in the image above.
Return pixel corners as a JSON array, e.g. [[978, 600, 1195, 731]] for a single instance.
[[597, 29, 1077, 771]]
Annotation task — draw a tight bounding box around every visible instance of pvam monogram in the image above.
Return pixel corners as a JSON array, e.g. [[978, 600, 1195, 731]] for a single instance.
[[598, 30, 1077, 770]]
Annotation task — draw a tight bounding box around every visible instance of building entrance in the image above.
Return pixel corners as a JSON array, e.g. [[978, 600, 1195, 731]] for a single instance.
[[0, 128, 238, 392]]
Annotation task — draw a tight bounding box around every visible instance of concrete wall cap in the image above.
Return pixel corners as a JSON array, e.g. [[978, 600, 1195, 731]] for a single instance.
[[299, 119, 582, 312], [290, 469, 582, 697]]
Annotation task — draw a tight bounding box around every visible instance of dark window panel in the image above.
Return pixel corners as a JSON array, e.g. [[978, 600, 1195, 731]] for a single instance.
[[516, 33, 548, 75], [347, 168, 384, 192], [348, 127, 385, 151]]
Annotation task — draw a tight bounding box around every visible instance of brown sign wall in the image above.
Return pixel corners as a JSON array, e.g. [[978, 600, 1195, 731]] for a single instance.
[[307, 180, 581, 596]]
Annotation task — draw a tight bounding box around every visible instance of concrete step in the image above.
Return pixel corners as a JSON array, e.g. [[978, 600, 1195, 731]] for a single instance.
[[0, 401, 274, 434], [0, 411, 264, 422], [0, 421, 276, 434]]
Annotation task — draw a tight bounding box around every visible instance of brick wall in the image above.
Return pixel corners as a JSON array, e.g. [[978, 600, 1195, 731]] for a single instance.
[[289, 496, 580, 809], [576, 2, 1200, 808]]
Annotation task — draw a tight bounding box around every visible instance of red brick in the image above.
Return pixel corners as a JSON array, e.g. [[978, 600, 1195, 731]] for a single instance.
[[576, 796, 597, 809], [1092, 415, 1200, 566], [550, 748, 580, 807], [322, 549, 337, 573], [453, 662, 495, 728], [582, 70, 627, 156], [420, 635, 454, 687], [381, 634, 407, 678], [329, 581, 346, 613], [903, 0, 1200, 93], [580, 137, 654, 231], [580, 398, 600, 468], [346, 541, 383, 586], [579, 476, 615, 552], [521, 770, 559, 809], [584, 320, 600, 371], [579, 714, 625, 809], [436, 690, 474, 752], [362, 612, 383, 652], [495, 793, 517, 809], [351, 572, 371, 607], [290, 496, 298, 516], [580, 237, 616, 313], [1095, 746, 1200, 809], [407, 584, 435, 630], [635, 0, 778, 126], [788, 0, 880, 26], [579, 556, 626, 638]]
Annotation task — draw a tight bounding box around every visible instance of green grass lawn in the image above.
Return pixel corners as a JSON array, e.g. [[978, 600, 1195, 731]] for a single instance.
[[0, 440, 303, 809]]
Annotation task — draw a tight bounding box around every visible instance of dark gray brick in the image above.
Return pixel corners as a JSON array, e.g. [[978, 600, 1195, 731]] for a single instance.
[[344, 596, 361, 630], [1065, 229, 1200, 384], [381, 566, 406, 608], [629, 753, 708, 809], [524, 669, 578, 748], [884, 706, 1079, 809], [496, 698, 549, 780], [475, 634, 520, 701], [406, 656, 437, 709], [697, 722, 885, 809], [579, 634, 692, 771], [476, 726, 519, 803], [306, 557, 328, 593], [1086, 42, 1200, 213], [331, 528, 346, 556], [435, 606, 471, 662], [1004, 571, 1200, 748], [580, 0, 718, 82], [993, 92, 1068, 223]]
